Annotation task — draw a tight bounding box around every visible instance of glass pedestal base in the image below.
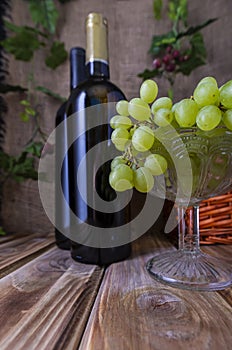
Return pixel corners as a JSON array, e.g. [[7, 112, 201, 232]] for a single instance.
[[146, 250, 232, 291]]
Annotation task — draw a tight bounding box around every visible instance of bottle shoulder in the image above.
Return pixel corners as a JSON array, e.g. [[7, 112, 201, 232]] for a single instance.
[[55, 101, 67, 126], [72, 78, 124, 96], [67, 77, 126, 114]]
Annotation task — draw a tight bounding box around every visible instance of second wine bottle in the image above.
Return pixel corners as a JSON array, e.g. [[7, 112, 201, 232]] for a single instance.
[[55, 47, 86, 250]]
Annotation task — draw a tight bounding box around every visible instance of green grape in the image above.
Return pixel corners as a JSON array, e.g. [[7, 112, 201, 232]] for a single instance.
[[222, 109, 232, 130], [171, 102, 179, 114], [116, 100, 129, 116], [109, 164, 133, 192], [110, 115, 132, 130], [111, 156, 127, 170], [197, 76, 218, 87], [111, 128, 130, 146], [196, 105, 222, 131], [174, 99, 198, 127], [139, 79, 158, 104], [132, 125, 154, 152], [193, 82, 220, 107], [219, 80, 232, 109], [133, 167, 154, 193], [151, 97, 172, 114], [114, 142, 130, 152], [128, 98, 151, 121], [144, 154, 168, 175], [153, 108, 173, 127]]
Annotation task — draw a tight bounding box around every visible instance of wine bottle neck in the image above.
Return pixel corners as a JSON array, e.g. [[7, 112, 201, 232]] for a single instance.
[[70, 47, 86, 91], [86, 60, 110, 79], [85, 13, 109, 80]]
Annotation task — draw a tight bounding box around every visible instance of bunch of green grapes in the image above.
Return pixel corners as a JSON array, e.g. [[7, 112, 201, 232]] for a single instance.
[[109, 77, 232, 194], [175, 77, 232, 131]]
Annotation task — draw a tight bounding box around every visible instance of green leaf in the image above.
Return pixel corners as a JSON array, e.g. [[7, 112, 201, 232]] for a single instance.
[[20, 112, 30, 122], [45, 41, 68, 69], [36, 86, 66, 102], [177, 32, 206, 75], [0, 84, 27, 94], [13, 152, 38, 181], [25, 107, 36, 116], [0, 150, 38, 182], [12, 158, 38, 182], [1, 26, 44, 61], [153, 0, 163, 20], [20, 100, 30, 106], [4, 20, 48, 38], [4, 20, 23, 33], [138, 68, 161, 80], [0, 227, 6, 236], [0, 150, 11, 172], [178, 0, 188, 22], [27, 0, 59, 34], [168, 0, 187, 23], [25, 141, 44, 157], [176, 18, 218, 40], [149, 31, 177, 55]]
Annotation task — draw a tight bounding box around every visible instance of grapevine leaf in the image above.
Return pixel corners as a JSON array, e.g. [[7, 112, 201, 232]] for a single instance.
[[0, 150, 38, 182], [176, 18, 218, 40], [0, 84, 27, 93], [0, 150, 11, 172], [20, 112, 30, 122], [168, 0, 188, 24], [153, 0, 163, 20], [45, 41, 68, 69], [20, 100, 30, 106], [27, 0, 59, 34], [11, 157, 38, 182], [25, 107, 36, 116], [0, 227, 6, 236], [177, 32, 206, 75], [4, 20, 48, 38], [137, 68, 161, 80], [149, 31, 177, 55], [1, 25, 44, 61], [36, 86, 66, 102], [25, 141, 44, 157], [3, 20, 23, 33]]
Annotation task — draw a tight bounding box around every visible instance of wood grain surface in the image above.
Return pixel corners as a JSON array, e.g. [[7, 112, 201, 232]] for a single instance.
[[0, 247, 104, 350], [0, 231, 55, 278], [0, 231, 231, 350], [79, 233, 232, 350]]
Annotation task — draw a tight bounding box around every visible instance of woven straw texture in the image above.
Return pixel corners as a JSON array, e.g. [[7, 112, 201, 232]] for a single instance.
[[200, 192, 232, 244]]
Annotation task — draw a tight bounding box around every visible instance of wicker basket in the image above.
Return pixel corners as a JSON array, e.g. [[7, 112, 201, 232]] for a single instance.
[[200, 192, 232, 244]]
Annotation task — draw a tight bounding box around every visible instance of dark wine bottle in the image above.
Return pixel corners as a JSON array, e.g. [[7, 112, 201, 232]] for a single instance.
[[66, 13, 131, 265], [55, 47, 86, 250]]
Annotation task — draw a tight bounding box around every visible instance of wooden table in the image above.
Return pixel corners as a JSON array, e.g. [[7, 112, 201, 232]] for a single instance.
[[0, 230, 231, 350]]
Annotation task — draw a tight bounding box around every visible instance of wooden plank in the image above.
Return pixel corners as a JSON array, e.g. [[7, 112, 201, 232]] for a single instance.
[[0, 247, 104, 350], [0, 231, 55, 277], [0, 233, 20, 244], [203, 245, 232, 306], [79, 233, 232, 350]]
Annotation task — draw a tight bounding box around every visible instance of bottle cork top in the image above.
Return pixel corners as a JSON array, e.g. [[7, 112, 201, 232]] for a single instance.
[[86, 12, 108, 64]]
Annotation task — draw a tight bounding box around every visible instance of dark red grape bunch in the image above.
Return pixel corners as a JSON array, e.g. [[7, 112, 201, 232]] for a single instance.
[[152, 45, 189, 73]]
